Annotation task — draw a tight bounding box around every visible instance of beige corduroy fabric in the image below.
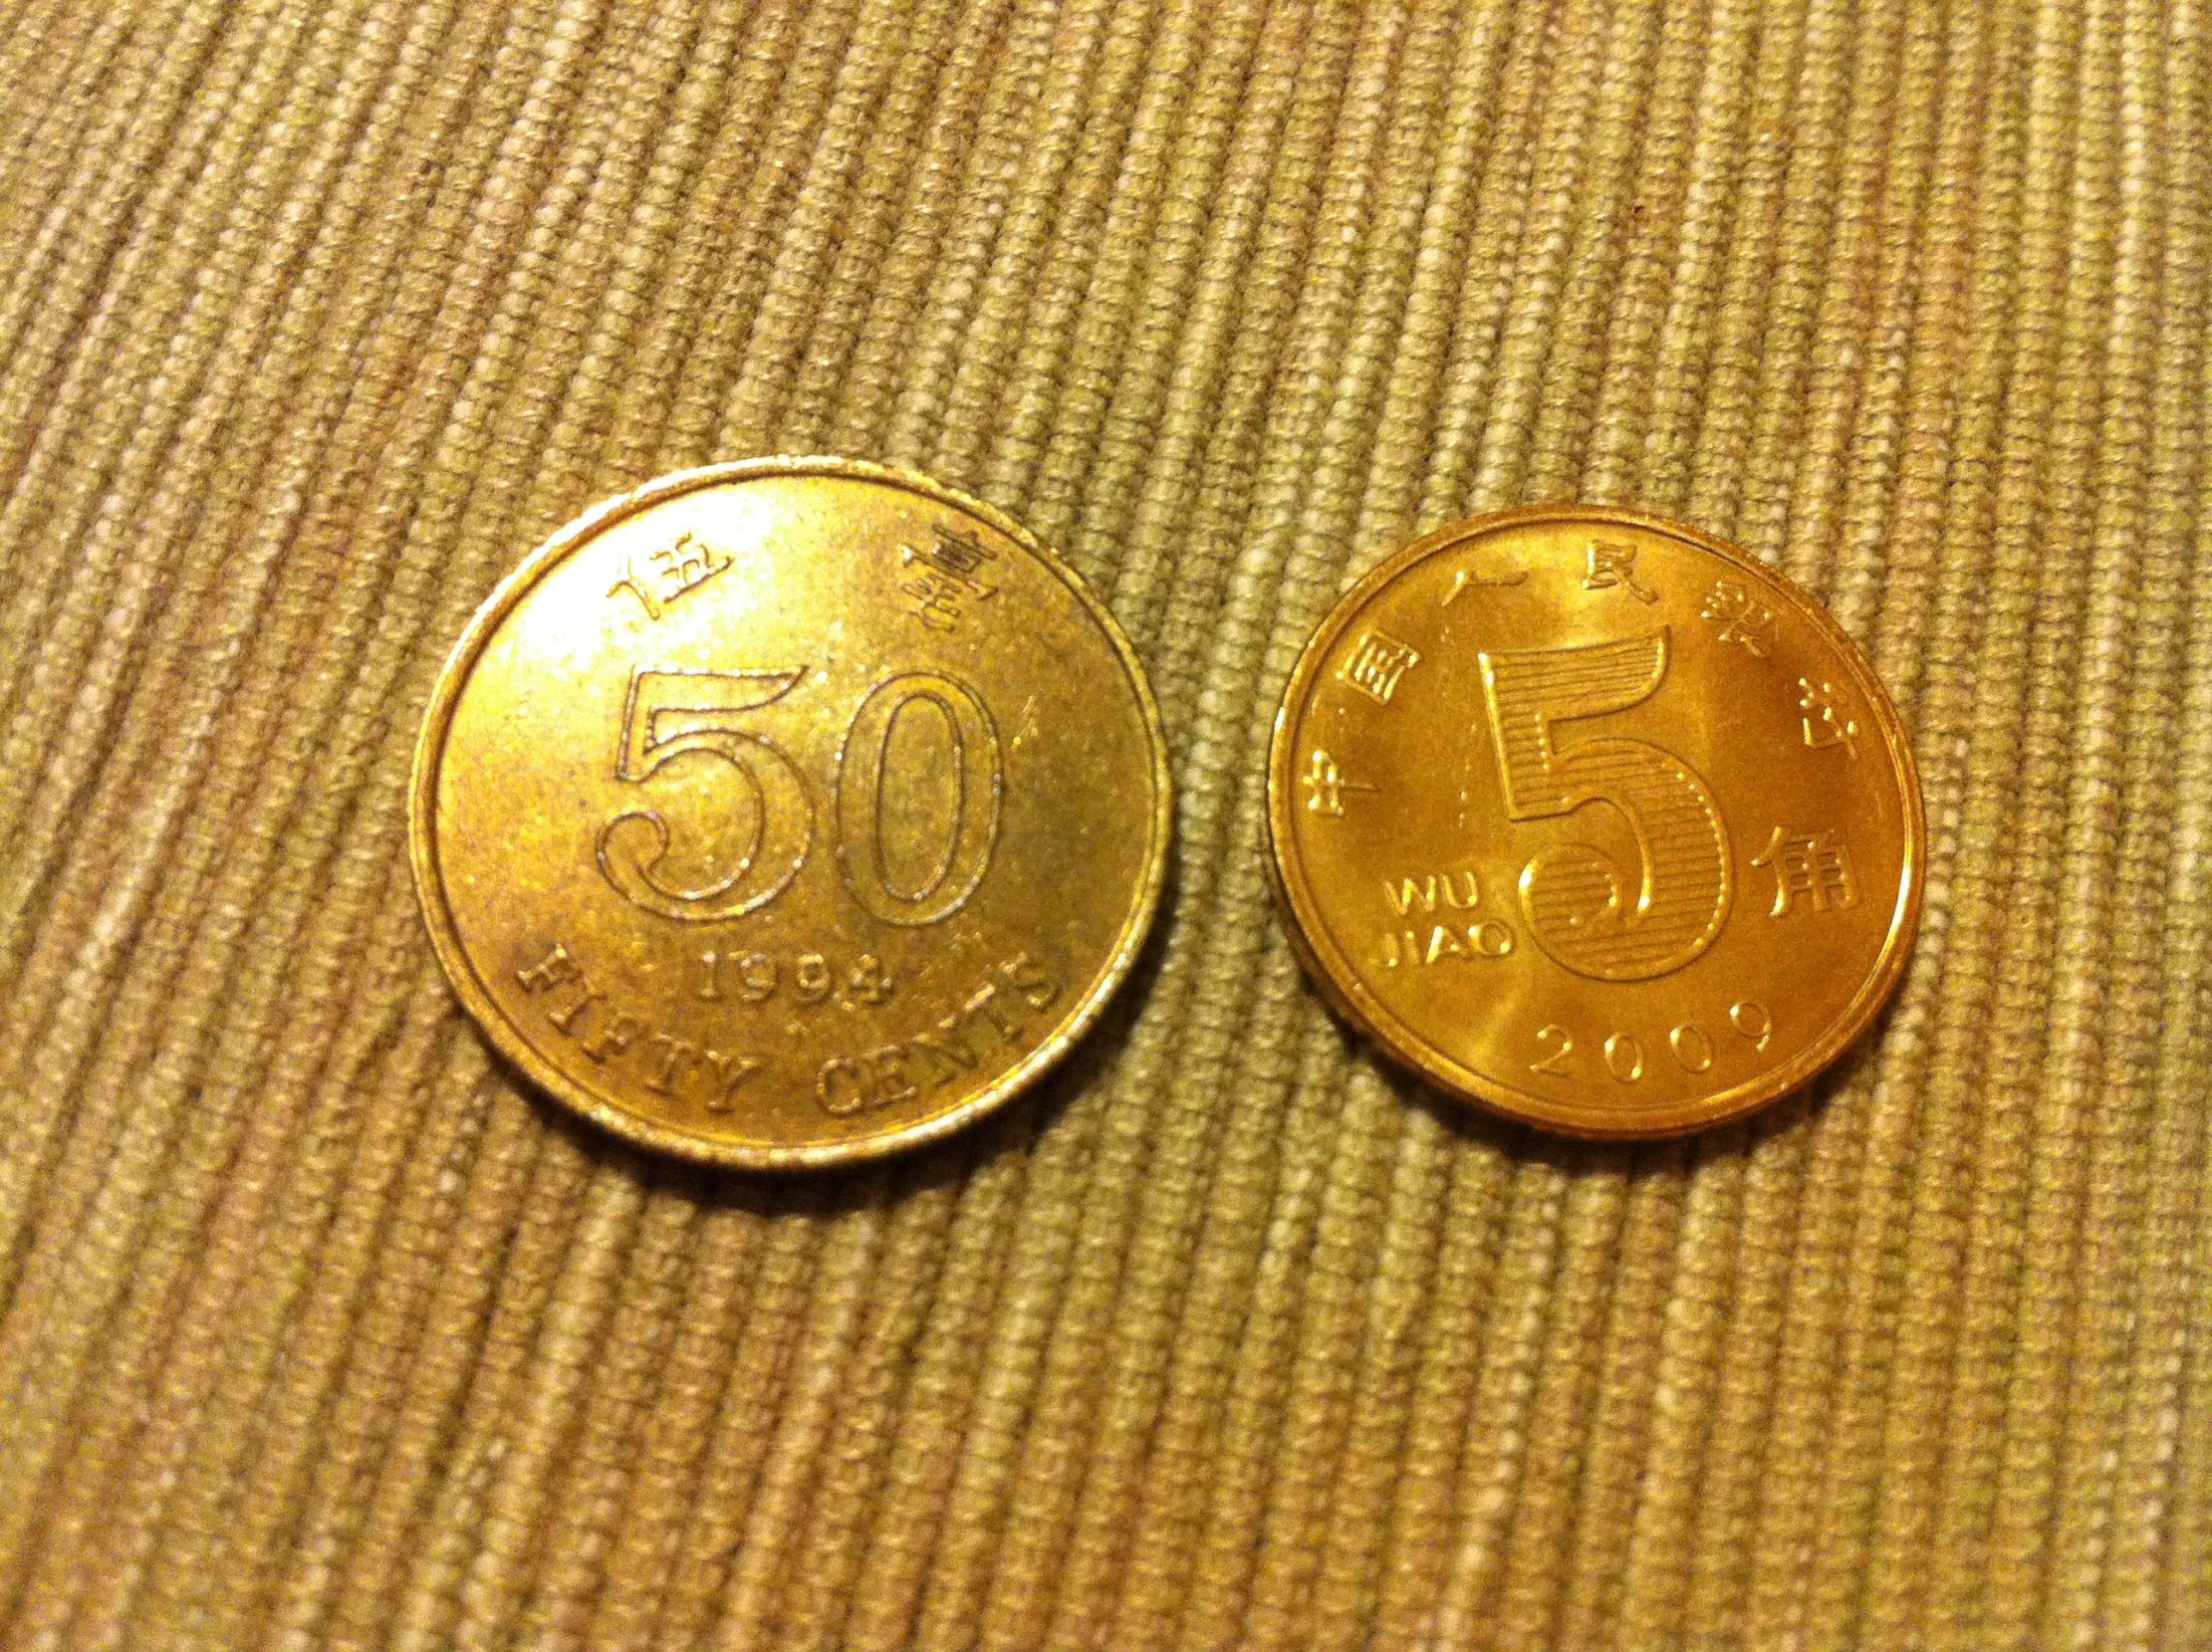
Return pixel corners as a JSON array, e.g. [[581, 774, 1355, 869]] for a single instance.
[[2, 1, 2209, 1648]]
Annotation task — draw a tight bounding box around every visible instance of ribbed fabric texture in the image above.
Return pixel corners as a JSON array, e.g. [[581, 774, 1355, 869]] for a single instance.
[[1, 2, 2208, 1647]]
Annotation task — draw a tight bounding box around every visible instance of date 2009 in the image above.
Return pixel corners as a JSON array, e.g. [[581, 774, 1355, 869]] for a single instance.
[[1529, 1000, 1773, 1083]]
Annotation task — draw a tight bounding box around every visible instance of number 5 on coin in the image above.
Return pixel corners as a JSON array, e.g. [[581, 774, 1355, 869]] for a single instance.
[[1265, 504, 1923, 1139], [1477, 629, 1731, 983], [598, 668, 812, 922]]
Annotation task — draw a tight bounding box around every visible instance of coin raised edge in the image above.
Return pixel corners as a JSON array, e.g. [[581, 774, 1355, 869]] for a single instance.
[[410, 455, 1174, 1171], [1265, 501, 1925, 1140]]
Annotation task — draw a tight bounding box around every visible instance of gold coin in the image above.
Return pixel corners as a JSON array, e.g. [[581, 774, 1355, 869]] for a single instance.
[[1266, 504, 1923, 1139], [411, 457, 1170, 1170]]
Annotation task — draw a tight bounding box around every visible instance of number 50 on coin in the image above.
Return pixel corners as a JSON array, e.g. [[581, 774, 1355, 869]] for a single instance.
[[411, 460, 1170, 1171]]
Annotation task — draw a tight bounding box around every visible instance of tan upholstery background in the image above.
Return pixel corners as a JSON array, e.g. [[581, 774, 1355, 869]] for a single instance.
[[2, 1, 2208, 1647]]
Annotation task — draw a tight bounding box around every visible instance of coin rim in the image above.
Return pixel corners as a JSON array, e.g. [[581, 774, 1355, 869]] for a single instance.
[[1265, 502, 1926, 1140], [410, 456, 1173, 1171]]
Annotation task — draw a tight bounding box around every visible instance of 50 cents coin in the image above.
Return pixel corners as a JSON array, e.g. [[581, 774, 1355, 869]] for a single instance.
[[1266, 504, 1923, 1138], [412, 457, 1171, 1170]]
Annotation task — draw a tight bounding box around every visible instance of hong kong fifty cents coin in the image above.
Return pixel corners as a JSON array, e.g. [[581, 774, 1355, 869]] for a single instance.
[[1266, 504, 1924, 1139], [411, 457, 1171, 1170]]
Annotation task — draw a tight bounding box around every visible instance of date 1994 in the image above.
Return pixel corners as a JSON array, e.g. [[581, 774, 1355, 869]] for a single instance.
[[695, 948, 894, 1007]]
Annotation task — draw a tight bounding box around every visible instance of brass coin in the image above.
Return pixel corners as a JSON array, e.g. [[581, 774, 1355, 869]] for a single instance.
[[411, 457, 1170, 1170], [1266, 504, 1923, 1139]]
